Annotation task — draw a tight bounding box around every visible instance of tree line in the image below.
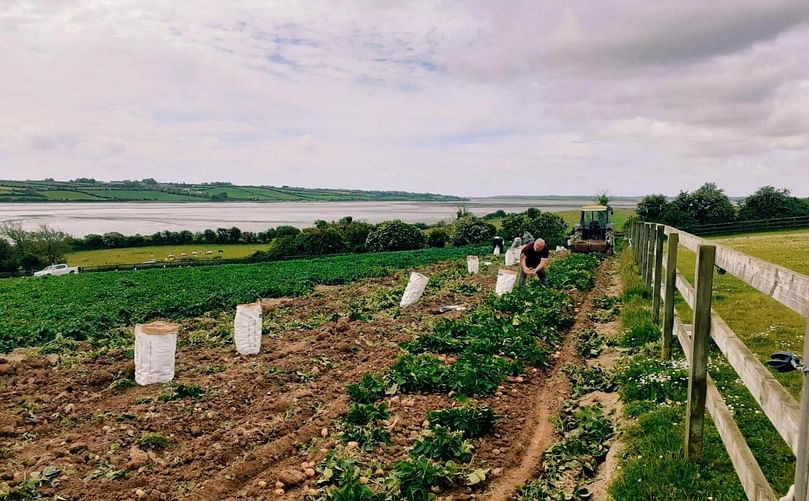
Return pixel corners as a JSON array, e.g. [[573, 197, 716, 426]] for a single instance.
[[0, 209, 570, 273], [634, 184, 809, 229]]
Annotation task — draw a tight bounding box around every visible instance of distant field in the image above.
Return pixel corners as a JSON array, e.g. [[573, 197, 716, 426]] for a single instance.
[[0, 180, 465, 203], [675, 228, 809, 397], [67, 243, 274, 267], [41, 190, 104, 201]]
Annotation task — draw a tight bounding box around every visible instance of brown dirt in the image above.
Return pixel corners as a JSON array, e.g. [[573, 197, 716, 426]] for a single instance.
[[0, 257, 615, 501], [582, 259, 627, 501], [486, 260, 618, 500]]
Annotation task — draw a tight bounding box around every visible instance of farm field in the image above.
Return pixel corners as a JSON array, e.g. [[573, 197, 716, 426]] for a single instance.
[[67, 244, 273, 267], [0, 251, 617, 500], [0, 246, 484, 352], [0, 180, 464, 203]]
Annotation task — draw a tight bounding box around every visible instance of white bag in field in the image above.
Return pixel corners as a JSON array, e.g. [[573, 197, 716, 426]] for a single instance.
[[495, 269, 518, 297], [505, 247, 522, 266], [135, 321, 180, 386], [400, 272, 429, 308], [234, 302, 263, 355], [467, 255, 479, 274]]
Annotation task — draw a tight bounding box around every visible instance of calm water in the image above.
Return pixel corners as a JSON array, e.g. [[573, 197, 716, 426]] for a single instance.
[[0, 198, 636, 237]]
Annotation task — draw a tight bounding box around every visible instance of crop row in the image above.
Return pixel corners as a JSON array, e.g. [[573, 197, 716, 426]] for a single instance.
[[310, 252, 602, 499], [0, 246, 484, 353]]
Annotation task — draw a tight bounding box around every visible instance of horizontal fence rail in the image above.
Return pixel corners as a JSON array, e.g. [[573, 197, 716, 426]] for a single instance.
[[691, 215, 809, 236], [631, 221, 809, 501]]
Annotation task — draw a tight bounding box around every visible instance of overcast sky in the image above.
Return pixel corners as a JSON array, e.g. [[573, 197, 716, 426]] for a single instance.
[[1, 1, 808, 197]]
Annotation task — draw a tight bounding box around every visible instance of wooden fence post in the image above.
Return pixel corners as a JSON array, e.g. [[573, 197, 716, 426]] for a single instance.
[[652, 224, 665, 324], [645, 224, 654, 289], [794, 317, 809, 501], [685, 244, 716, 461], [662, 232, 679, 360], [635, 222, 642, 266]]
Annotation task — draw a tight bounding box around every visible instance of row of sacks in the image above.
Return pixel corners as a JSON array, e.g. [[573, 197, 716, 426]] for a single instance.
[[134, 255, 518, 386]]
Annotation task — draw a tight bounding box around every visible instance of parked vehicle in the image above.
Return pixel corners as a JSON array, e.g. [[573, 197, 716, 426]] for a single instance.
[[33, 264, 79, 277], [569, 204, 615, 254]]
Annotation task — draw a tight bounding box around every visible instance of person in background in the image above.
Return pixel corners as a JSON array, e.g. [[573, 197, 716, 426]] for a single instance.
[[520, 238, 550, 287]]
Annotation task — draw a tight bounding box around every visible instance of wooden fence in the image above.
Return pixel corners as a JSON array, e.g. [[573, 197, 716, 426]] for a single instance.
[[628, 221, 809, 501], [689, 215, 809, 236]]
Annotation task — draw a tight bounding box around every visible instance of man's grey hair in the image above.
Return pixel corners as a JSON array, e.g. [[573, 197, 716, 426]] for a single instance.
[[535, 238, 546, 246]]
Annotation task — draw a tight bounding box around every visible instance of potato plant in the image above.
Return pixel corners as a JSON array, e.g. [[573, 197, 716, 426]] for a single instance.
[[0, 246, 483, 352]]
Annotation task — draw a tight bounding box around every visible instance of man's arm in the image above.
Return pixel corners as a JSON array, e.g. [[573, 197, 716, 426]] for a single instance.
[[536, 257, 550, 272], [520, 252, 535, 275]]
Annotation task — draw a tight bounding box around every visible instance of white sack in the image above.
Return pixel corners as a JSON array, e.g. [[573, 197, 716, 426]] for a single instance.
[[135, 322, 179, 386], [505, 247, 522, 266], [495, 269, 518, 297], [234, 302, 263, 355], [400, 272, 429, 308], [467, 255, 479, 274]]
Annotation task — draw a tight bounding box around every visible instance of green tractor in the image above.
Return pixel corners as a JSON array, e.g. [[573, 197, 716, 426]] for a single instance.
[[569, 204, 615, 254]]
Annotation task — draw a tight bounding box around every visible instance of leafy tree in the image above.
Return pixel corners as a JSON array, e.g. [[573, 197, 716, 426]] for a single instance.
[[0, 238, 18, 272], [636, 194, 668, 222], [500, 211, 568, 247], [34, 225, 72, 264], [294, 227, 348, 255], [202, 229, 217, 243], [451, 216, 496, 246], [652, 183, 736, 228], [227, 227, 242, 244], [738, 186, 809, 220], [335, 220, 374, 253], [365, 220, 425, 252], [596, 190, 610, 206], [274, 225, 301, 238], [427, 228, 449, 248]]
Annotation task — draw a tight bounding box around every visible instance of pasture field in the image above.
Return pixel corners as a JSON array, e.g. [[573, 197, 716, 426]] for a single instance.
[[0, 250, 614, 500], [67, 244, 273, 267]]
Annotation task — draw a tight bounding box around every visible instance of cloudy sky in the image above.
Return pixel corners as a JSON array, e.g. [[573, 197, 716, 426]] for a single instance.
[[1, 1, 808, 197]]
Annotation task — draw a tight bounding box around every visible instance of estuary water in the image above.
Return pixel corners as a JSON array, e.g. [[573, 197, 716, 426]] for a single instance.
[[0, 197, 637, 237]]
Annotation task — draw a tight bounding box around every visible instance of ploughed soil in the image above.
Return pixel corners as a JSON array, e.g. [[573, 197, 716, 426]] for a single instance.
[[0, 256, 612, 501]]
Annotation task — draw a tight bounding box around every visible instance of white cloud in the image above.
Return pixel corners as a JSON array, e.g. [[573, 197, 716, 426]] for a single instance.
[[0, 0, 808, 196]]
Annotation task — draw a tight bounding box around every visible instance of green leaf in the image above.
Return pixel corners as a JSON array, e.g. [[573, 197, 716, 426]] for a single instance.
[[466, 468, 489, 486]]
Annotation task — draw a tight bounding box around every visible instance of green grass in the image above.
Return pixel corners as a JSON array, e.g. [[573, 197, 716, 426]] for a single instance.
[[609, 249, 796, 500], [0, 245, 484, 352], [674, 229, 809, 397], [83, 190, 202, 201], [41, 190, 103, 201], [67, 243, 273, 267], [0, 180, 465, 203]]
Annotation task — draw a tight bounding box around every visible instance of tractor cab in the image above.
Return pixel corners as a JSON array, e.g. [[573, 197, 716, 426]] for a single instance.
[[570, 205, 615, 254]]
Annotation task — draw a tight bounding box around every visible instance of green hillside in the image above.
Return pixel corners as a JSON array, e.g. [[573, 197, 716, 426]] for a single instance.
[[0, 179, 466, 203]]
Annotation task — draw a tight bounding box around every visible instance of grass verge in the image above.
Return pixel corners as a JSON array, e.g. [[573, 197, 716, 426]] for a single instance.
[[607, 250, 794, 500]]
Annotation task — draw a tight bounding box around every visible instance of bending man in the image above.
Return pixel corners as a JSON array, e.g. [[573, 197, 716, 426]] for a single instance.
[[520, 238, 550, 287]]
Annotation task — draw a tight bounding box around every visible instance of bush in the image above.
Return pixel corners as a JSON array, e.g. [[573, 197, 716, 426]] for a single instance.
[[426, 228, 449, 248], [365, 220, 426, 252], [294, 227, 348, 255], [500, 211, 568, 248], [450, 217, 495, 246]]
